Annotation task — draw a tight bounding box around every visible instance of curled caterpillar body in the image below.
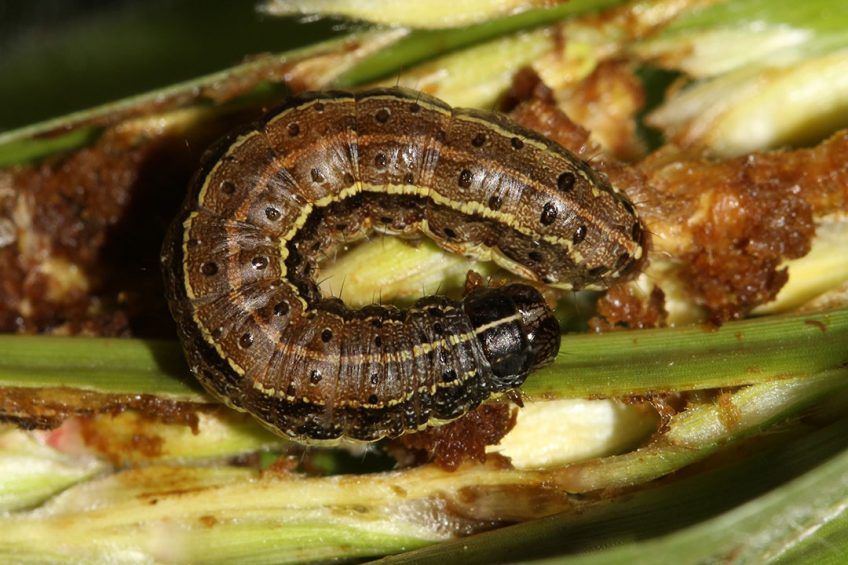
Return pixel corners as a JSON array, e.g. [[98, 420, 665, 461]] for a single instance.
[[161, 87, 647, 443]]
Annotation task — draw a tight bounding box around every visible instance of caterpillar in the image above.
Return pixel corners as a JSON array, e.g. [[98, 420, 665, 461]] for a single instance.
[[161, 87, 647, 443]]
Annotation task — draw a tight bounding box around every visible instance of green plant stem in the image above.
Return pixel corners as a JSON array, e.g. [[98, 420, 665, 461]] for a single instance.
[[0, 336, 200, 399], [526, 307, 848, 398], [0, 308, 844, 401], [374, 414, 848, 564], [332, 0, 626, 86]]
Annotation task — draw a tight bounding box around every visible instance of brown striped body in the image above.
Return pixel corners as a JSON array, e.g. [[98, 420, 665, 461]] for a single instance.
[[161, 88, 647, 443]]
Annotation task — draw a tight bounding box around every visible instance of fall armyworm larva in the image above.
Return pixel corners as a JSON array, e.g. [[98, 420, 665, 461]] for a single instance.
[[161, 87, 647, 443]]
